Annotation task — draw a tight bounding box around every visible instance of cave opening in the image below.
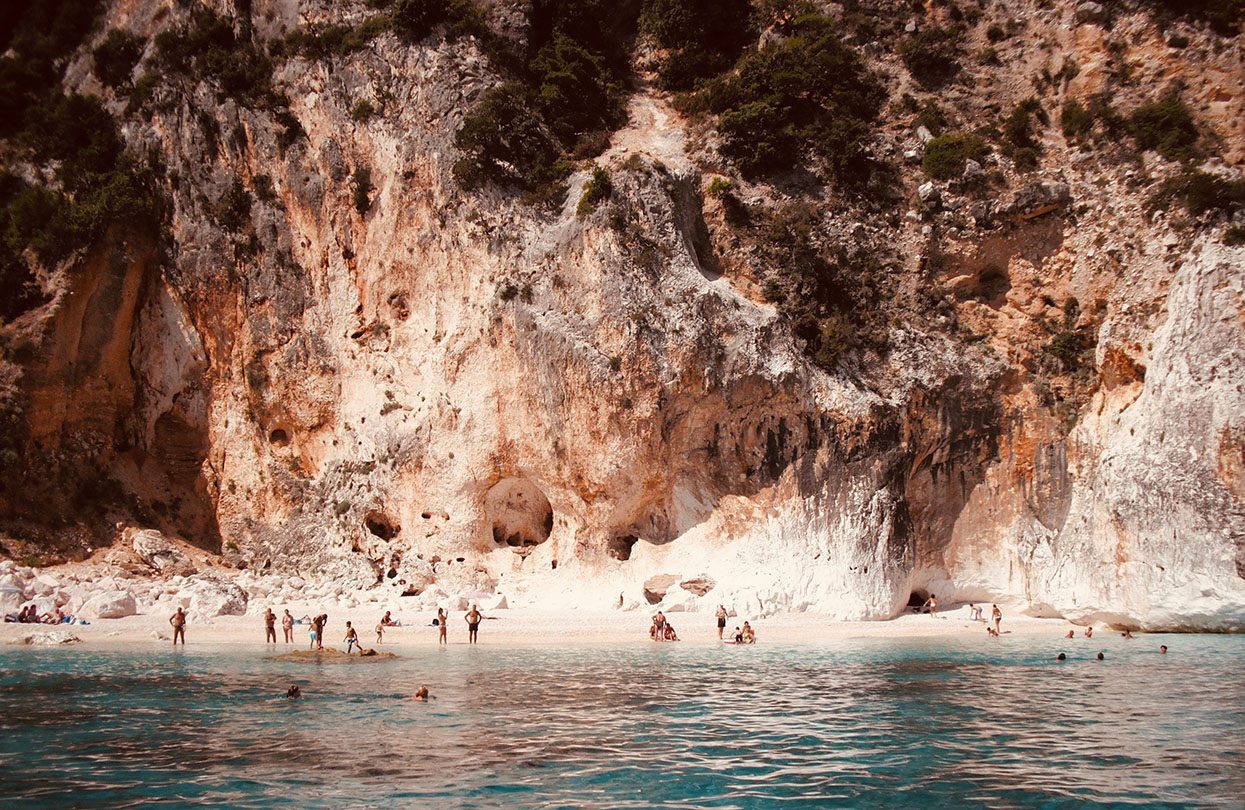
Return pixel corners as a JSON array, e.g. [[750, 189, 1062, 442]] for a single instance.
[[268, 428, 290, 447], [484, 477, 553, 555], [607, 534, 639, 561], [365, 512, 400, 541], [907, 590, 929, 608]]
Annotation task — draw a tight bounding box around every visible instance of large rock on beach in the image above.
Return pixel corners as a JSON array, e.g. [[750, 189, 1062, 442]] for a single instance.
[[184, 577, 248, 618], [81, 591, 138, 619], [8, 631, 82, 646]]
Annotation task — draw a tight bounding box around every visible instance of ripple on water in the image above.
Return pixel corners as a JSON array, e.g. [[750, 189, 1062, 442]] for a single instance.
[[0, 637, 1243, 808]]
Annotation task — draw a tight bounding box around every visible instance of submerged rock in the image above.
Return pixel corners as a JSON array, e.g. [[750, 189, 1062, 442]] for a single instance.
[[272, 647, 398, 664], [8, 631, 82, 646]]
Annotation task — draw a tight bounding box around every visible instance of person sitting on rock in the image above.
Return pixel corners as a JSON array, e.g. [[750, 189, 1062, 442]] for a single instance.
[[663, 623, 680, 642], [742, 622, 756, 644]]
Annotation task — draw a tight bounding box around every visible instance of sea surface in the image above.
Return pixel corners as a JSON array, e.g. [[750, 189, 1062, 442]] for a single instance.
[[0, 633, 1242, 808]]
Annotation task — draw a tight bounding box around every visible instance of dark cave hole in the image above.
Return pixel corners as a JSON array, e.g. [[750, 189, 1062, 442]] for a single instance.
[[365, 512, 399, 541], [386, 568, 398, 579], [907, 590, 929, 608], [268, 428, 289, 447], [607, 534, 639, 561]]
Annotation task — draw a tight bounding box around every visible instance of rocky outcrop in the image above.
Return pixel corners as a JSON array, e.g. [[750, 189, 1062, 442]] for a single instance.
[[0, 0, 1241, 631]]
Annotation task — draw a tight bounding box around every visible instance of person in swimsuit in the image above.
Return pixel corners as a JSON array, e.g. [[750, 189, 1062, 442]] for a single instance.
[[991, 604, 1002, 633], [376, 619, 384, 644], [715, 605, 728, 640], [1066, 629, 1075, 638], [1085, 626, 1093, 638], [308, 623, 318, 650], [413, 685, 431, 702], [316, 614, 327, 649], [652, 611, 667, 641], [1160, 645, 1167, 654], [344, 621, 360, 654], [1121, 629, 1134, 639], [1096, 652, 1104, 660], [465, 604, 482, 644], [437, 608, 447, 644], [742, 622, 756, 644], [282, 610, 295, 643], [169, 608, 186, 645], [264, 608, 277, 643], [922, 594, 938, 617], [733, 627, 743, 643], [664, 623, 679, 641], [286, 684, 301, 699]]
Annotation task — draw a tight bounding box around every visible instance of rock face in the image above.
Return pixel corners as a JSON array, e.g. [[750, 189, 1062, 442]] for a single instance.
[[0, 1, 1242, 630]]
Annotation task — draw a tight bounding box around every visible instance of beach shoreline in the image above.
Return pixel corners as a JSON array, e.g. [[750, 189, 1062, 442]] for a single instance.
[[3, 607, 1080, 649]]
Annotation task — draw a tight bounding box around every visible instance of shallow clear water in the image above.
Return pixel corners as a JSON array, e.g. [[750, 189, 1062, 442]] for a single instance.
[[1, 634, 1242, 808]]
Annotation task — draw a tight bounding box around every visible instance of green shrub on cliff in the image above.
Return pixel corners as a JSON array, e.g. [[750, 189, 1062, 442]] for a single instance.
[[898, 26, 961, 87], [154, 7, 278, 107], [576, 166, 612, 217], [1149, 171, 1245, 218], [922, 133, 988, 180], [92, 29, 145, 89], [699, 14, 884, 181], [639, 0, 754, 91], [1129, 95, 1199, 161], [454, 0, 635, 199]]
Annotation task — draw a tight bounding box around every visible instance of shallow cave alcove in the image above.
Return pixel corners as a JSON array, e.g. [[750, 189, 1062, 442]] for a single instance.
[[484, 477, 553, 555], [364, 511, 400, 541], [268, 427, 290, 447], [607, 534, 639, 561], [907, 590, 930, 609]]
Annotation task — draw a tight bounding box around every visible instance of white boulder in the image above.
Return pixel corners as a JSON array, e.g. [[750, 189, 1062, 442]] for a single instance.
[[81, 590, 138, 619]]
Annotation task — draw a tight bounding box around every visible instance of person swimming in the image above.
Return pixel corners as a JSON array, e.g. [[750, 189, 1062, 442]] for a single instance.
[[286, 685, 302, 699], [1066, 630, 1075, 639], [1085, 626, 1093, 638], [413, 685, 432, 702], [1160, 645, 1168, 654], [1096, 652, 1105, 660], [1121, 629, 1134, 639], [1056, 653, 1067, 660], [344, 621, 360, 654]]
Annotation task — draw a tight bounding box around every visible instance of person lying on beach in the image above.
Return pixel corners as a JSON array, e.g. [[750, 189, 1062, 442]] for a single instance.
[[742, 622, 756, 644], [344, 622, 360, 654], [413, 685, 432, 702], [663, 624, 680, 642]]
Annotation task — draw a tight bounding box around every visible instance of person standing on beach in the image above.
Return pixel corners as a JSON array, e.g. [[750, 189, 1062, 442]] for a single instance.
[[344, 621, 360, 654], [169, 607, 186, 646], [464, 604, 482, 644], [282, 609, 294, 643], [715, 605, 728, 640], [922, 594, 938, 617], [991, 604, 1002, 634], [317, 614, 328, 649], [437, 608, 447, 644], [264, 608, 277, 644]]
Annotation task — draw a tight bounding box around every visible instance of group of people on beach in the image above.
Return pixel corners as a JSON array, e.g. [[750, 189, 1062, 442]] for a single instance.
[[4, 603, 77, 625], [649, 606, 758, 644]]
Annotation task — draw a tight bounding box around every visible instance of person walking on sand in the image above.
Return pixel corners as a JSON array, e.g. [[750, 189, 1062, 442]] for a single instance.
[[465, 604, 482, 644], [991, 604, 1002, 634], [264, 608, 277, 644], [922, 594, 938, 617], [344, 621, 360, 655], [282, 609, 294, 643], [437, 607, 447, 644], [715, 605, 728, 640], [169, 607, 186, 646], [375, 618, 384, 644]]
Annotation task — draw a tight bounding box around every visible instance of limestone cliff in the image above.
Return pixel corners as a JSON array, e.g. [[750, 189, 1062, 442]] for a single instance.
[[1, 0, 1242, 629]]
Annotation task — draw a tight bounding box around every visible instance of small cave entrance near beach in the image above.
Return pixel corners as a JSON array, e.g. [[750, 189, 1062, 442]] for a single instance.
[[907, 590, 929, 608], [485, 477, 553, 555], [607, 534, 639, 561], [365, 512, 400, 541]]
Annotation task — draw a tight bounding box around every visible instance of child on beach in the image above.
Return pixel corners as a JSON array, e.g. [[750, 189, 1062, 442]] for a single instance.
[[344, 622, 360, 654], [733, 627, 743, 643], [742, 622, 756, 644], [376, 620, 384, 644]]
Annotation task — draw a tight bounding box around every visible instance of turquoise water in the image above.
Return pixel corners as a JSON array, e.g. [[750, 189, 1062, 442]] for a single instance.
[[1, 635, 1242, 808]]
